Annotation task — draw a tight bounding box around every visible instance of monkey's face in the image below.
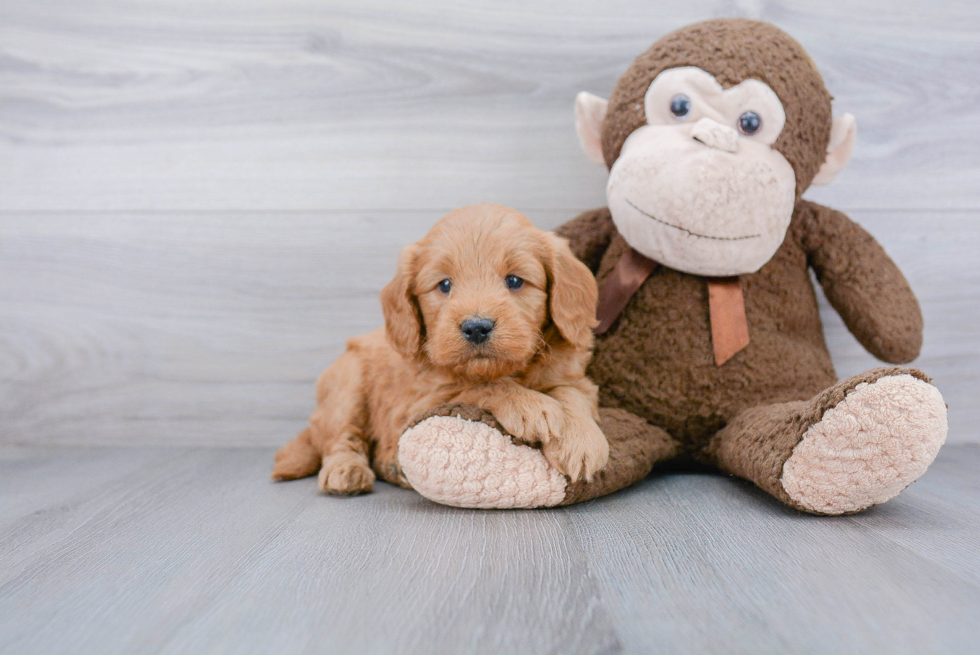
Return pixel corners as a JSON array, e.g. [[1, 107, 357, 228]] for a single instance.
[[605, 67, 796, 277]]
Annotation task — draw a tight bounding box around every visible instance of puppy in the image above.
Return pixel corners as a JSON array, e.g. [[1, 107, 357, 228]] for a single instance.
[[272, 203, 608, 495]]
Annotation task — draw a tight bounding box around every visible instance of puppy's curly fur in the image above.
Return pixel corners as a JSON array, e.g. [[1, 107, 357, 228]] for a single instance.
[[272, 203, 609, 494]]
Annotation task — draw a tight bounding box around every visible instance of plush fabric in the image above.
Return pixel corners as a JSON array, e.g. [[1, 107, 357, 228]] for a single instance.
[[398, 403, 679, 508], [568, 199, 927, 445], [781, 373, 947, 514], [400, 405, 567, 509], [603, 63, 800, 277], [575, 91, 609, 166], [701, 367, 938, 512], [643, 68, 788, 147], [606, 122, 797, 276], [558, 407, 682, 505], [601, 18, 832, 198], [689, 116, 739, 152], [811, 113, 857, 185], [399, 18, 947, 515]]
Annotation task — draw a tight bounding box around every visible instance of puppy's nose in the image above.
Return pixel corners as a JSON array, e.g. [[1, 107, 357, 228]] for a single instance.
[[460, 317, 495, 345]]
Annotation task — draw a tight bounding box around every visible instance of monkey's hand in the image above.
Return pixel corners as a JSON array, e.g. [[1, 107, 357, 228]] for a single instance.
[[800, 200, 923, 364]]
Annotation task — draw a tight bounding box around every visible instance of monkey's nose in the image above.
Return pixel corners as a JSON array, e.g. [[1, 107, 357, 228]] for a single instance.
[[461, 317, 495, 345], [691, 117, 739, 153]]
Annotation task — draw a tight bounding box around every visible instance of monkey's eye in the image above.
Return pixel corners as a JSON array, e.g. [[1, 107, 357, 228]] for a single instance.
[[738, 111, 762, 135], [669, 94, 691, 120], [505, 275, 524, 290], [437, 279, 452, 294]]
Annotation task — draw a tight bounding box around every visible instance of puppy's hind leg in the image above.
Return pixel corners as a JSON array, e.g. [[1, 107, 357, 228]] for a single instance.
[[272, 427, 322, 480], [319, 444, 376, 495], [311, 351, 376, 495]]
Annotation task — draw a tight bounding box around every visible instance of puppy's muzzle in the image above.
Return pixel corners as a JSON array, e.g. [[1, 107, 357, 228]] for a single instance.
[[460, 317, 495, 345]]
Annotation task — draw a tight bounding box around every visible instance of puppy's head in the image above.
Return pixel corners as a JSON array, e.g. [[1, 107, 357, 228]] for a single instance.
[[380, 203, 598, 380]]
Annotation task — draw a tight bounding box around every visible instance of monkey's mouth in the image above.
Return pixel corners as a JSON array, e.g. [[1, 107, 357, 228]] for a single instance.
[[626, 198, 761, 242]]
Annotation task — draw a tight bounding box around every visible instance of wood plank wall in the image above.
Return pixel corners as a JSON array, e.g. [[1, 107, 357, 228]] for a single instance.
[[1, 0, 977, 445]]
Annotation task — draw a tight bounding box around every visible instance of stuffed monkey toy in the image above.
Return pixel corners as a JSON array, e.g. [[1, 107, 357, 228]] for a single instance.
[[396, 19, 948, 515]]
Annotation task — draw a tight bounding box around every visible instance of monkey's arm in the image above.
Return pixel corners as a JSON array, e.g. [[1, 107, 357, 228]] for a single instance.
[[798, 200, 923, 363], [554, 207, 616, 273]]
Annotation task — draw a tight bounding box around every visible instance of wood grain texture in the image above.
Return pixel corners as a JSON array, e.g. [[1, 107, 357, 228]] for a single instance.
[[2, 3, 977, 652], [1, 0, 979, 212], [2, 210, 977, 446], [568, 463, 980, 653], [1, 444, 978, 654], [0, 1, 977, 446]]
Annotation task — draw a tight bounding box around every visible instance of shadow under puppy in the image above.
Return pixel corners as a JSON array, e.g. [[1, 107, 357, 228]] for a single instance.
[[273, 203, 608, 494]]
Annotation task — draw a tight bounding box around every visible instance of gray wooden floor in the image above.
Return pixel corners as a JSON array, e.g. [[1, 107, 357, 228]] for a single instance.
[[2, 444, 978, 654]]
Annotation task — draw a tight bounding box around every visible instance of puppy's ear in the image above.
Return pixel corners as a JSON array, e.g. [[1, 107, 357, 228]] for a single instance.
[[380, 243, 424, 359], [546, 233, 599, 351]]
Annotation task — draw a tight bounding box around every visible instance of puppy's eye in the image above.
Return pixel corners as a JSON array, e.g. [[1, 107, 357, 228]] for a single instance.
[[670, 94, 691, 120], [437, 279, 452, 294], [504, 275, 524, 290], [738, 111, 762, 135]]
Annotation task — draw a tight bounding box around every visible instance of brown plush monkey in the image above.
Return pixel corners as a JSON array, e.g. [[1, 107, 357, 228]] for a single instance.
[[397, 19, 947, 514]]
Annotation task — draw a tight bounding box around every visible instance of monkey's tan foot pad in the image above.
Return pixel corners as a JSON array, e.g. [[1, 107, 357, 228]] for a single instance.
[[399, 415, 567, 509], [781, 373, 947, 515]]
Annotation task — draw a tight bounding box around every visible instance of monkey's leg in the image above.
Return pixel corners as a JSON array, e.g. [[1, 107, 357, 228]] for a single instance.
[[559, 407, 682, 506], [702, 367, 947, 515], [371, 434, 411, 489], [397, 403, 681, 509]]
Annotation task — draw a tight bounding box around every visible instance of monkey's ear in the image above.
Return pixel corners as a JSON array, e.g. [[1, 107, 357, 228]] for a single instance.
[[811, 113, 857, 186], [575, 92, 609, 166]]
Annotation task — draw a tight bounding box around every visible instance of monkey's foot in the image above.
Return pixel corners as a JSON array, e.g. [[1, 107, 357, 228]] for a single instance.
[[399, 404, 566, 509], [781, 371, 947, 515]]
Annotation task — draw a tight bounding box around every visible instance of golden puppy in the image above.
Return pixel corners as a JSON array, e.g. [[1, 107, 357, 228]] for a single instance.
[[272, 203, 608, 495]]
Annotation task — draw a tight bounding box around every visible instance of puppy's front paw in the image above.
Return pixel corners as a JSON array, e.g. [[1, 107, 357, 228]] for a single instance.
[[318, 452, 375, 495], [542, 418, 609, 483], [490, 395, 564, 446]]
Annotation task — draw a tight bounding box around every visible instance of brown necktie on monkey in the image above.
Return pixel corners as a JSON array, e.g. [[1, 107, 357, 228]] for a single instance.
[[594, 248, 750, 366]]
